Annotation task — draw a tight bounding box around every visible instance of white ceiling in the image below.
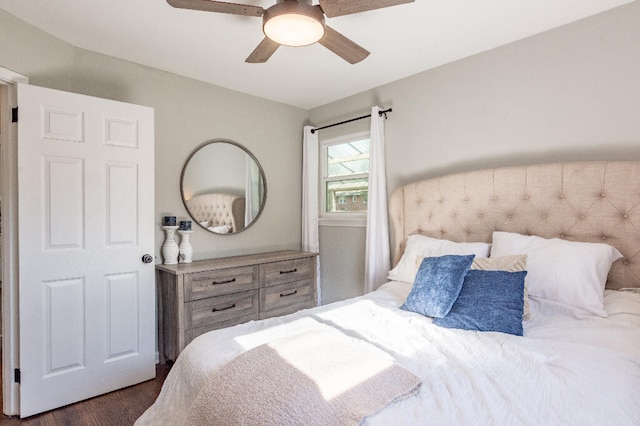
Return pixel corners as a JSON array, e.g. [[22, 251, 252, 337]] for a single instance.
[[0, 0, 634, 109]]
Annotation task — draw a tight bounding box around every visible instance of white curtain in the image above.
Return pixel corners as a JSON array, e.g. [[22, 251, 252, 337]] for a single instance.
[[364, 106, 391, 293], [245, 154, 260, 226], [302, 126, 321, 304]]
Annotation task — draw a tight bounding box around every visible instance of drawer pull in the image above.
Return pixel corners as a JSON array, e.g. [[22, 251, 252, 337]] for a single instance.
[[280, 290, 298, 298], [212, 304, 236, 312], [211, 278, 236, 285], [279, 268, 298, 275]]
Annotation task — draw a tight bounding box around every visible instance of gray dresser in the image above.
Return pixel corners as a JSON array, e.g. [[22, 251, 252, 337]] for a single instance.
[[157, 250, 318, 362]]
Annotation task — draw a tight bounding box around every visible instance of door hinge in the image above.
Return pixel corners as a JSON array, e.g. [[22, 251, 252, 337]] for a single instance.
[[11, 106, 18, 123], [14, 368, 21, 384]]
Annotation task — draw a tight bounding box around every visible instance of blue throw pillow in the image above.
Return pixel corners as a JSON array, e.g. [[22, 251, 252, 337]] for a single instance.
[[401, 254, 475, 318], [433, 269, 527, 336]]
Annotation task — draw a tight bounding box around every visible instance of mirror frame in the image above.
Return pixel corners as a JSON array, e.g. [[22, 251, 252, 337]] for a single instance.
[[180, 138, 267, 235]]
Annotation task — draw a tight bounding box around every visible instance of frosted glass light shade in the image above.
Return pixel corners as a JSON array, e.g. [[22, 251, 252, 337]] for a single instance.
[[262, 2, 326, 47], [264, 13, 325, 47]]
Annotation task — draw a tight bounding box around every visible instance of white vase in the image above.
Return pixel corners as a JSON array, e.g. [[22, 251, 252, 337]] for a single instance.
[[162, 226, 179, 265], [178, 230, 194, 264]]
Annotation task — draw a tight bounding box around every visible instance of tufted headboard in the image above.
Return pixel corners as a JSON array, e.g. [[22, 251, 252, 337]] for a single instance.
[[389, 161, 640, 289], [186, 193, 245, 233]]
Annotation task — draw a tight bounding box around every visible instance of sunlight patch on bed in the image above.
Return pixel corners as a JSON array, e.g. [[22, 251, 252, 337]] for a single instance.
[[231, 317, 324, 351], [265, 330, 397, 401], [230, 317, 414, 402], [313, 298, 436, 361]]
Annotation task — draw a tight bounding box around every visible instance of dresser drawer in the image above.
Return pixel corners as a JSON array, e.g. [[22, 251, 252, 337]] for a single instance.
[[185, 313, 257, 346], [184, 290, 259, 330], [260, 258, 313, 287], [260, 279, 312, 314], [184, 265, 258, 301], [260, 301, 314, 320]]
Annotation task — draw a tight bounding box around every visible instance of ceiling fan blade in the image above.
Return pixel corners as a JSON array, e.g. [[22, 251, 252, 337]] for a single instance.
[[319, 0, 414, 18], [166, 0, 263, 17], [318, 26, 369, 64], [246, 38, 281, 63]]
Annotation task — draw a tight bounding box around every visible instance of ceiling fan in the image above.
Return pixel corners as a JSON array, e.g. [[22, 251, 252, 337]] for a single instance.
[[166, 0, 414, 64]]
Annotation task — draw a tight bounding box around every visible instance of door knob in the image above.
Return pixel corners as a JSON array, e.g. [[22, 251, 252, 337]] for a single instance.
[[141, 254, 153, 264]]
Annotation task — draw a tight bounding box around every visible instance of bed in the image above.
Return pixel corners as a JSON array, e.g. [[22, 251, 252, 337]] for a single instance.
[[185, 192, 245, 233], [138, 161, 640, 425]]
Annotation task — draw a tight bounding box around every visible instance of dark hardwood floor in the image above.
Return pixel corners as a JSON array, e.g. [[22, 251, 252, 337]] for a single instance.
[[0, 360, 171, 425]]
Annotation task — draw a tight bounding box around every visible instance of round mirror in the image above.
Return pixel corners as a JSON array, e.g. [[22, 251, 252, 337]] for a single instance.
[[180, 139, 267, 234]]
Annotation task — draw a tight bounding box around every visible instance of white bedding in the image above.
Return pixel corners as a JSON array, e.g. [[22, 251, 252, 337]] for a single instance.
[[137, 282, 640, 425]]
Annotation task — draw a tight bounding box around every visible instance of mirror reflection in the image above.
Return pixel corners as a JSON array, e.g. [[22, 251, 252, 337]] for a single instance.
[[181, 140, 266, 234]]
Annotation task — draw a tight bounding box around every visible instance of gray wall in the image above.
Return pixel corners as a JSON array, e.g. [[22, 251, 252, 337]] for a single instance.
[[310, 1, 640, 303], [0, 9, 308, 262]]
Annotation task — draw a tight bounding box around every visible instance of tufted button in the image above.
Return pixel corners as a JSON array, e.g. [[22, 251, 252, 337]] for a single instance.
[[524, 195, 529, 200], [560, 233, 565, 238], [600, 193, 606, 197], [623, 214, 629, 219], [440, 230, 445, 234], [580, 215, 585, 220], [464, 197, 469, 201], [507, 214, 513, 219], [559, 193, 565, 199], [623, 260, 630, 265], [492, 196, 497, 201], [542, 214, 547, 219], [466, 231, 471, 236], [601, 236, 607, 240], [451, 213, 456, 218], [478, 213, 483, 218]]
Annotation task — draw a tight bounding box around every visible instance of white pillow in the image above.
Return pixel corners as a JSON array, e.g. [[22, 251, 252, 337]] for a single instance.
[[490, 231, 622, 317], [388, 234, 491, 283], [209, 224, 232, 234]]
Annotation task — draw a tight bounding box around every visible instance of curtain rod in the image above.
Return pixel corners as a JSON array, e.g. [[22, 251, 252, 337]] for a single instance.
[[310, 108, 392, 134]]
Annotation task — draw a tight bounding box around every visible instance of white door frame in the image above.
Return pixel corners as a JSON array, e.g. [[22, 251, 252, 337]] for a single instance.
[[0, 66, 29, 416]]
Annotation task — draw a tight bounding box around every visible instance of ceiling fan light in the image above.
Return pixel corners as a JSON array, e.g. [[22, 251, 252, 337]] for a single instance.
[[264, 14, 324, 46], [263, 2, 325, 47]]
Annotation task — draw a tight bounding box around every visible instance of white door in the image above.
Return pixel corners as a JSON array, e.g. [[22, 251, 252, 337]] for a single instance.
[[16, 83, 155, 417]]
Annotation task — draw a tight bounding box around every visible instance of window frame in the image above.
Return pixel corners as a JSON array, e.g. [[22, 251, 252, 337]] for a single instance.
[[319, 130, 370, 228]]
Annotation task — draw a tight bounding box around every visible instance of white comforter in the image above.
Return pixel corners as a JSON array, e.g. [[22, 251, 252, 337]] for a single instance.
[[137, 282, 640, 425]]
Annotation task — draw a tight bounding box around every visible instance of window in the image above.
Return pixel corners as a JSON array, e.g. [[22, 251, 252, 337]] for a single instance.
[[320, 131, 370, 226]]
